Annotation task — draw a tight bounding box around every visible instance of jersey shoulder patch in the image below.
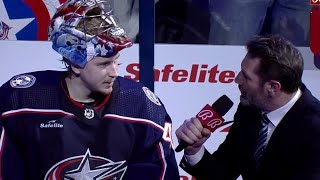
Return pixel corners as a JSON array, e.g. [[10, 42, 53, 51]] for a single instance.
[[10, 74, 36, 88], [142, 87, 161, 106]]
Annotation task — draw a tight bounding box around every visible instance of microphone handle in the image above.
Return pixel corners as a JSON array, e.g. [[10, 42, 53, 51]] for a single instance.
[[175, 140, 189, 152]]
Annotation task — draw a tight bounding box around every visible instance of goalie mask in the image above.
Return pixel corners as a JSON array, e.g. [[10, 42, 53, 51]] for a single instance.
[[48, 0, 133, 68]]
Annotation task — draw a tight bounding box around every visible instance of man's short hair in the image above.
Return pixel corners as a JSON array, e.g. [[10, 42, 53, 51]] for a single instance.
[[246, 35, 304, 93]]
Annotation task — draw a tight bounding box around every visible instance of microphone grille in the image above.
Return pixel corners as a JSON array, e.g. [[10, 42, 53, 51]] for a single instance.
[[211, 95, 234, 116]]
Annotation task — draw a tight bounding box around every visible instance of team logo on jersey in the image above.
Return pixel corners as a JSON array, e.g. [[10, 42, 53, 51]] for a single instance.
[[45, 149, 127, 180], [10, 74, 36, 88], [142, 87, 161, 106], [84, 108, 95, 119]]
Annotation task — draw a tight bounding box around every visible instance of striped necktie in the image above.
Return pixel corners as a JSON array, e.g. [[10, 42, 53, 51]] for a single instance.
[[254, 113, 270, 167]]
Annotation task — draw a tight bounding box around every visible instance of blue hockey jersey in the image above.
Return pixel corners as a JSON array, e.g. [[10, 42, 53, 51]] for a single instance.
[[0, 70, 179, 180]]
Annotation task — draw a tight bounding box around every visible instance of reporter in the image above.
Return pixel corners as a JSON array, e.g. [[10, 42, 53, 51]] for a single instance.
[[176, 35, 320, 180]]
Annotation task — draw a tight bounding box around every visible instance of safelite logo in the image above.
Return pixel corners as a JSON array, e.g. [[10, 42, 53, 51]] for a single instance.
[[124, 63, 236, 83]]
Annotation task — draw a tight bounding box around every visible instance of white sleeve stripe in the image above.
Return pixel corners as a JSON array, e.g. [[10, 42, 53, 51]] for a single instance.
[[157, 142, 167, 180], [0, 127, 5, 179], [103, 114, 164, 131], [0, 128, 5, 152]]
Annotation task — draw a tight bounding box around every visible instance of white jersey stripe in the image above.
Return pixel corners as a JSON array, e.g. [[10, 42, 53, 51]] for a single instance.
[[158, 142, 167, 180], [103, 114, 164, 131], [0, 128, 5, 153], [0, 127, 4, 179], [1, 108, 75, 118]]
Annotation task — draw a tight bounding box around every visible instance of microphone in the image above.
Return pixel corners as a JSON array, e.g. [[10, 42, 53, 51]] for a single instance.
[[175, 95, 234, 152]]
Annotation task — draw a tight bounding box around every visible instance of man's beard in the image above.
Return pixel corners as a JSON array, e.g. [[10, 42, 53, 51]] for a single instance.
[[240, 95, 258, 108], [240, 95, 250, 106], [240, 95, 261, 111]]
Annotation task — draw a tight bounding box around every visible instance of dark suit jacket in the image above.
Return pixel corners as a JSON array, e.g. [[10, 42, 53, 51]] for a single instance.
[[180, 85, 320, 180]]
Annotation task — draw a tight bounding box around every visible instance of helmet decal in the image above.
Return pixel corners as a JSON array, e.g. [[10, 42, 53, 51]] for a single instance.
[[48, 0, 133, 68]]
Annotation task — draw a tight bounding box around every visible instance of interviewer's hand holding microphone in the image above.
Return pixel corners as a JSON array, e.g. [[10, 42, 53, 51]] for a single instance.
[[175, 117, 212, 155], [175, 95, 233, 156]]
